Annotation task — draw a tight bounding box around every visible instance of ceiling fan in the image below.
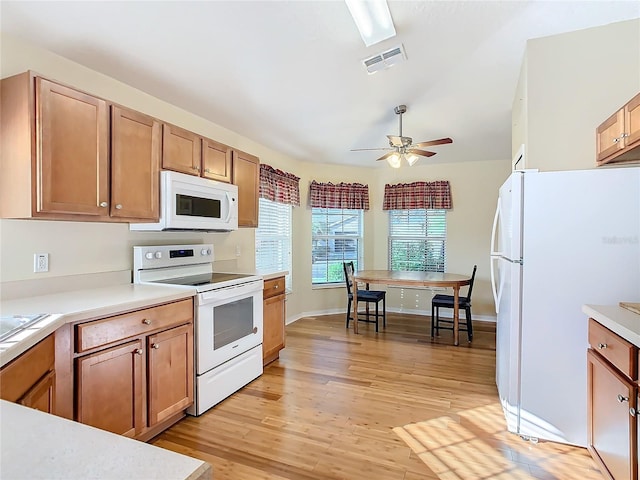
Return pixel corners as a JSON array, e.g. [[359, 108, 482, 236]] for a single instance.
[[351, 105, 453, 168]]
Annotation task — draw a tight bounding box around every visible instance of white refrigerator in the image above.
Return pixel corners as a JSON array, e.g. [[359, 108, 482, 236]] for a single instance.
[[490, 167, 640, 447]]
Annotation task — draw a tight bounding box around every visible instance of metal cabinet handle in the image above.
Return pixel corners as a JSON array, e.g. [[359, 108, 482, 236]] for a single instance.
[[115, 204, 122, 210], [142, 319, 151, 325], [597, 343, 607, 349], [630, 407, 637, 418], [151, 344, 159, 349], [275, 284, 279, 289], [613, 137, 620, 144], [621, 132, 629, 138], [100, 202, 108, 208], [135, 348, 143, 355], [617, 394, 629, 403]]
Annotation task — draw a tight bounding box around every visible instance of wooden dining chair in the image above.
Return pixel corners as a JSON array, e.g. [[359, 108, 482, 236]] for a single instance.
[[431, 265, 477, 342], [343, 261, 386, 332]]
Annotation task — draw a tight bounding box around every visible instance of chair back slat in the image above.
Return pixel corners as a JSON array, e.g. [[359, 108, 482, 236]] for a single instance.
[[465, 265, 478, 301], [343, 261, 355, 296]]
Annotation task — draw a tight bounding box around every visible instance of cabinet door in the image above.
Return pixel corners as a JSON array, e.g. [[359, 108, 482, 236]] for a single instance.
[[202, 138, 232, 183], [111, 106, 161, 220], [76, 339, 144, 438], [263, 293, 285, 366], [36, 77, 109, 215], [162, 124, 201, 175], [624, 92, 640, 149], [232, 149, 259, 227], [19, 370, 55, 414], [596, 108, 625, 163], [587, 349, 637, 480], [147, 324, 193, 426]]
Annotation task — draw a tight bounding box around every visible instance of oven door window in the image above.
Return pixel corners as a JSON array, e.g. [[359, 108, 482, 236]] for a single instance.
[[176, 194, 221, 219], [213, 297, 254, 349]]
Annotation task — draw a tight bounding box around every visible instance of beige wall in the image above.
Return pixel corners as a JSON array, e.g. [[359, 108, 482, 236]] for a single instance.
[[523, 19, 640, 172], [0, 33, 509, 323]]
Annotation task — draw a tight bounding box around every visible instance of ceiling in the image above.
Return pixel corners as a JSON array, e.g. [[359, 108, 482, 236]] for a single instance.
[[2, 1, 639, 168]]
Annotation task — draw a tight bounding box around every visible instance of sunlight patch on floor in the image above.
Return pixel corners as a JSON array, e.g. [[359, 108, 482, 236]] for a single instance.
[[393, 402, 602, 480]]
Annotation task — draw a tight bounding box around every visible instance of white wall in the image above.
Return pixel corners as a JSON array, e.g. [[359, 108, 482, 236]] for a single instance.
[[524, 19, 640, 172], [0, 33, 509, 322]]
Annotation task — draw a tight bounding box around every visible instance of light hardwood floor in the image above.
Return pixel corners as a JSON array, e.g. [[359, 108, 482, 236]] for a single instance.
[[152, 313, 603, 480]]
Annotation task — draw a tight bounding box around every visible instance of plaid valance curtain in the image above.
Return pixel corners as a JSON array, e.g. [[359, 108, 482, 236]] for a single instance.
[[259, 164, 300, 206], [309, 181, 370, 210], [382, 181, 452, 210]]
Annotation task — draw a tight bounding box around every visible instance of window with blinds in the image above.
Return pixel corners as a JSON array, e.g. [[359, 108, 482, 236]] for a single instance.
[[312, 208, 363, 284], [388, 209, 446, 272], [256, 198, 292, 289]]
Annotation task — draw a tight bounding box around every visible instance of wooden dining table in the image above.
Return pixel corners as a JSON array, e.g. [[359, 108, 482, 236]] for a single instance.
[[352, 270, 472, 346]]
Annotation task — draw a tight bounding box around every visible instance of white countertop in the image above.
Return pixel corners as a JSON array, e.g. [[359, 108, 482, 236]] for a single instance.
[[0, 400, 211, 480], [583, 304, 640, 346], [0, 283, 196, 366]]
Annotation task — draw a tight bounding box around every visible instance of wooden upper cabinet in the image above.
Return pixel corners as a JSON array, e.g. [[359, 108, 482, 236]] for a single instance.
[[162, 124, 202, 175], [37, 77, 109, 215], [111, 106, 161, 221], [202, 138, 232, 183], [597, 92, 640, 166], [232, 149, 260, 227]]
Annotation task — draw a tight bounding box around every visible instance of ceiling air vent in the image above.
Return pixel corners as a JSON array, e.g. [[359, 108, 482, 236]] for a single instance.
[[362, 44, 407, 75]]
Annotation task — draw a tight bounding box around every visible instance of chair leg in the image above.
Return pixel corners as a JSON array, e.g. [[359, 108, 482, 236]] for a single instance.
[[346, 298, 352, 329], [434, 306, 440, 336], [382, 297, 386, 328], [431, 303, 435, 337], [466, 307, 473, 342], [375, 301, 379, 332]]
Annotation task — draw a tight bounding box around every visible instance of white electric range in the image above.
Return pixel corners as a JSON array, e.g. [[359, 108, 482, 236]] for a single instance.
[[133, 244, 264, 415]]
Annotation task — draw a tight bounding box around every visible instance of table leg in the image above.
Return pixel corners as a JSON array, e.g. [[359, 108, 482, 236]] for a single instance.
[[353, 288, 359, 334], [453, 286, 460, 346]]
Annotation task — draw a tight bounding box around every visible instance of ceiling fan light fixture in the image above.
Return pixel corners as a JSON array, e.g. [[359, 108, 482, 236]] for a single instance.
[[345, 0, 396, 47], [405, 153, 420, 166], [386, 152, 402, 168]]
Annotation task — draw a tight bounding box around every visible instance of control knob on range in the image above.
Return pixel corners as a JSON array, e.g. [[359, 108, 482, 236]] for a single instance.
[[201, 248, 211, 256], [154, 252, 162, 259], [145, 252, 154, 260]]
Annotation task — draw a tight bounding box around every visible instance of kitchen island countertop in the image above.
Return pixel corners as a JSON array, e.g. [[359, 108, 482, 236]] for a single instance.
[[0, 400, 211, 480]]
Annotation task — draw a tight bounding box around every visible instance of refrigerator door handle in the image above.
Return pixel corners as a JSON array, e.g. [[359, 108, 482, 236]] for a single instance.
[[490, 256, 500, 313], [490, 199, 501, 256]]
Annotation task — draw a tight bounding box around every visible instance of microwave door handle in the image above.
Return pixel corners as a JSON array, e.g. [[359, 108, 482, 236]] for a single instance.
[[224, 192, 233, 223]]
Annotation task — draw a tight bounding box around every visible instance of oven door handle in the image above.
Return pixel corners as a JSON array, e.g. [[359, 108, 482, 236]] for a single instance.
[[198, 281, 263, 304]]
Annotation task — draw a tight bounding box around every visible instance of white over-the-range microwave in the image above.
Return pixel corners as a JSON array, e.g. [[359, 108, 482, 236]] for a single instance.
[[130, 171, 238, 232]]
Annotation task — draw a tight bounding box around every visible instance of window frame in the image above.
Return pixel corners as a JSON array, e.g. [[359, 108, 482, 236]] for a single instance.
[[387, 209, 447, 273], [311, 207, 364, 285], [255, 198, 292, 290]]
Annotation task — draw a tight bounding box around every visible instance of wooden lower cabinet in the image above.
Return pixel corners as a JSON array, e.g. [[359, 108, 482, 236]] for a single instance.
[[263, 276, 286, 366], [587, 318, 638, 480], [147, 324, 193, 426], [76, 339, 143, 437], [0, 334, 56, 414], [74, 299, 194, 440]]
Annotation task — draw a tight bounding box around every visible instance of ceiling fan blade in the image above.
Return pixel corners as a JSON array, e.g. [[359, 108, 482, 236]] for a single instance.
[[351, 147, 394, 152], [407, 149, 437, 157], [376, 151, 397, 162], [413, 137, 453, 148]]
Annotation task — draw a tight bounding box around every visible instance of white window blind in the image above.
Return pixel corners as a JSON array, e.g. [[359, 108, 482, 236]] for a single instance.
[[312, 208, 363, 284], [256, 198, 292, 289], [388, 209, 446, 272]]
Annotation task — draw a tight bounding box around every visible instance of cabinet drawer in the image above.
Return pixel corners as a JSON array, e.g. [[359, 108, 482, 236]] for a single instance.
[[76, 299, 193, 353], [263, 277, 285, 299], [589, 318, 636, 379]]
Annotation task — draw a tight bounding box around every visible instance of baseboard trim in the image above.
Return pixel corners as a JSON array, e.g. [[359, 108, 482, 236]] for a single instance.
[[286, 308, 496, 325]]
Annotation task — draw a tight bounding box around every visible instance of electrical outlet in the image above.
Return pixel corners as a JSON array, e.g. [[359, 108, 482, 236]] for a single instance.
[[34, 253, 49, 273]]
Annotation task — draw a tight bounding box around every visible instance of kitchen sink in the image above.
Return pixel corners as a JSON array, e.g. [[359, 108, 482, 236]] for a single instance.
[[0, 314, 49, 342]]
